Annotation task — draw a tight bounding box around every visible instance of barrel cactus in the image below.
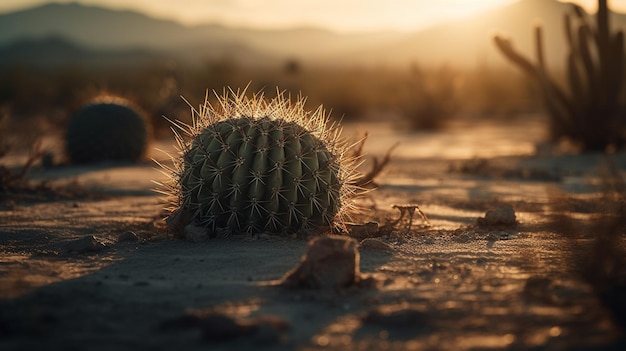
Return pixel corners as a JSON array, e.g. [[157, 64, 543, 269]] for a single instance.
[[65, 95, 150, 164], [161, 89, 360, 238]]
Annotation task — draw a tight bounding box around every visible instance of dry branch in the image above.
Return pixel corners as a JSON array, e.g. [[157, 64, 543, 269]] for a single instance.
[[352, 132, 399, 188]]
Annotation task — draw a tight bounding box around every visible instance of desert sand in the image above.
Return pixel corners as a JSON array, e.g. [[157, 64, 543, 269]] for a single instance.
[[1, 116, 625, 350]]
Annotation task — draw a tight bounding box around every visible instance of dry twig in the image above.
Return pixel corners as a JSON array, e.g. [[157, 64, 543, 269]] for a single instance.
[[352, 132, 399, 188], [389, 204, 431, 231]]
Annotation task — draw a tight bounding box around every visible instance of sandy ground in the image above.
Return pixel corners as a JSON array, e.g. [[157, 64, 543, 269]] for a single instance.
[[1, 116, 625, 350]]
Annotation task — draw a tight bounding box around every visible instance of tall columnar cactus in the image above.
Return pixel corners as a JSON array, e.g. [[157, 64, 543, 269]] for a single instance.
[[160, 89, 360, 238], [65, 95, 150, 164], [494, 0, 625, 151]]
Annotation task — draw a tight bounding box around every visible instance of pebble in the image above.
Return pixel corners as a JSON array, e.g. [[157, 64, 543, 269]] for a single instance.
[[60, 235, 106, 255], [477, 205, 517, 227]]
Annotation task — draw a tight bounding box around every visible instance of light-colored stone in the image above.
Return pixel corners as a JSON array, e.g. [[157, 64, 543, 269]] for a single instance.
[[282, 235, 360, 289]]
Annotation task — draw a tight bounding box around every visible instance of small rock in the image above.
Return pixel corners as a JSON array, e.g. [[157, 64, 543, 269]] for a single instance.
[[485, 232, 499, 241], [359, 238, 394, 251], [486, 231, 517, 241], [348, 222, 380, 239], [452, 232, 473, 243], [118, 231, 139, 243], [477, 205, 517, 227], [282, 235, 360, 289], [61, 235, 106, 255]]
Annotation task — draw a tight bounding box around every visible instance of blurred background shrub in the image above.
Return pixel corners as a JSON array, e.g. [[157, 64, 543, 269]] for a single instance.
[[0, 59, 541, 142]]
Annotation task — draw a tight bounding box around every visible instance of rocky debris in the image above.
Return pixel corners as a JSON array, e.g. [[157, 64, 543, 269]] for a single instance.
[[348, 222, 380, 239], [160, 311, 290, 345], [477, 205, 517, 227], [282, 235, 360, 289], [359, 238, 394, 252], [60, 235, 106, 255], [117, 231, 139, 243]]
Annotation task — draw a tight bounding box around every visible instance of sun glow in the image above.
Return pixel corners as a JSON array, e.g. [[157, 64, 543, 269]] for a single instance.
[[0, 0, 624, 32], [440, 0, 517, 18]]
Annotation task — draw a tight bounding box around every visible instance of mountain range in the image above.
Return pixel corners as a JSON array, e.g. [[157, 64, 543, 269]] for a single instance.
[[1, 0, 625, 68]]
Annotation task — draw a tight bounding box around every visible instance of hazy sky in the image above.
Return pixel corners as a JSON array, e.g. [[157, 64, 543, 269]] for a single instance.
[[0, 0, 624, 32]]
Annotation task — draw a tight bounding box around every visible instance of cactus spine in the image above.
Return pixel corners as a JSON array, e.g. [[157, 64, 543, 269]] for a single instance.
[[494, 0, 625, 151], [160, 89, 360, 238], [65, 95, 150, 164]]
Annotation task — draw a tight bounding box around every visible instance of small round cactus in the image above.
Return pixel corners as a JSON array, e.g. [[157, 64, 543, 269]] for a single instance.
[[161, 89, 360, 238], [65, 95, 150, 164]]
